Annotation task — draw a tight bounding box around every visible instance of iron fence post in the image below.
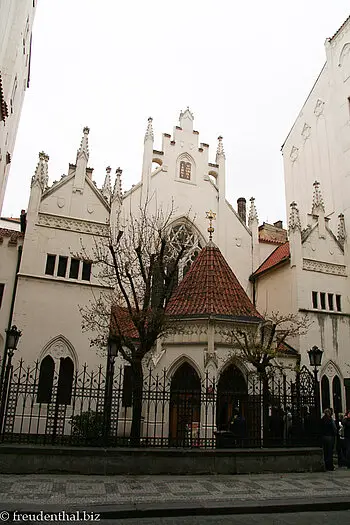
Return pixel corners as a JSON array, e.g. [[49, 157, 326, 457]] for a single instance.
[[0, 349, 14, 436], [103, 355, 115, 446]]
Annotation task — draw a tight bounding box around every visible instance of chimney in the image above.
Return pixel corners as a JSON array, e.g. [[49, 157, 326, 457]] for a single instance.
[[20, 209, 27, 234], [237, 197, 246, 224], [273, 220, 283, 229]]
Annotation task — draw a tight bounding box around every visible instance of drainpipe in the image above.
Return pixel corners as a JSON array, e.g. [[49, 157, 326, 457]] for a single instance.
[[249, 275, 256, 307]]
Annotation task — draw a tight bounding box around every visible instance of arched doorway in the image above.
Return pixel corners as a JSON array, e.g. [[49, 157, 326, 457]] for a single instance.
[[169, 362, 201, 446], [333, 375, 342, 416], [321, 375, 330, 412], [216, 364, 248, 431]]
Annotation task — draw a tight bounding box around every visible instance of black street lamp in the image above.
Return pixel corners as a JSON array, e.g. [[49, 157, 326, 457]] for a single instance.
[[103, 336, 118, 445], [0, 326, 22, 434], [308, 345, 323, 418]]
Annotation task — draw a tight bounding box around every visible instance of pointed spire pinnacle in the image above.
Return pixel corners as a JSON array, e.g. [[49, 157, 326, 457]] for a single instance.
[[144, 117, 154, 143], [288, 201, 301, 232], [113, 167, 122, 201], [338, 213, 346, 246], [76, 126, 90, 162], [31, 151, 49, 191], [179, 106, 194, 122], [248, 197, 258, 225], [101, 166, 112, 201], [216, 136, 225, 161], [312, 180, 325, 214]]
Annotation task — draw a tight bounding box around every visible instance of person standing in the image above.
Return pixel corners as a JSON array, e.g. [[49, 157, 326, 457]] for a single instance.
[[320, 408, 337, 471], [342, 410, 350, 468]]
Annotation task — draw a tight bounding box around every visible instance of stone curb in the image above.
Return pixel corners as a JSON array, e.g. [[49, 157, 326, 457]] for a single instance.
[[5, 495, 350, 519]]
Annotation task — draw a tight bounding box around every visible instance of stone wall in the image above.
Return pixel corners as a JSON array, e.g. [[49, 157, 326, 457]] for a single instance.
[[0, 445, 324, 475]]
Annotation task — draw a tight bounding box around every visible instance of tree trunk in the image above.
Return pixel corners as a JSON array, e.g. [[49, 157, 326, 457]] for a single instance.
[[262, 376, 270, 447], [130, 358, 143, 446]]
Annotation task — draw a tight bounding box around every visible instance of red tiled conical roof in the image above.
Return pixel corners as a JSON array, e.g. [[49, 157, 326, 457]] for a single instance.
[[166, 243, 262, 320]]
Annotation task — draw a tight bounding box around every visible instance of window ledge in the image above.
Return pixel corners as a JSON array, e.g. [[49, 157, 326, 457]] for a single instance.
[[299, 308, 350, 317], [18, 272, 112, 290]]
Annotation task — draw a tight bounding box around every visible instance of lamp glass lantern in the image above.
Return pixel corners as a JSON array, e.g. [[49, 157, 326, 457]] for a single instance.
[[308, 345, 323, 368], [5, 326, 22, 351], [108, 337, 118, 358]]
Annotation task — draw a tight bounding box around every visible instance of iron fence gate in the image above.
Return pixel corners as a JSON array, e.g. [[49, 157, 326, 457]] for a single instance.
[[0, 359, 318, 448]]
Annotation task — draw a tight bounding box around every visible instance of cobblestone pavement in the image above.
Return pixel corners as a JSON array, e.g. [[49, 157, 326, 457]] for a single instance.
[[1, 469, 350, 508]]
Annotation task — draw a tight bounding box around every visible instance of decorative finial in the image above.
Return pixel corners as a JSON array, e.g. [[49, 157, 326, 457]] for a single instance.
[[101, 166, 112, 201], [144, 117, 154, 143], [338, 213, 346, 246], [216, 136, 225, 160], [288, 201, 301, 232], [77, 126, 90, 161], [248, 197, 258, 225], [312, 180, 325, 214], [113, 167, 123, 201], [31, 151, 49, 191], [206, 210, 216, 241]]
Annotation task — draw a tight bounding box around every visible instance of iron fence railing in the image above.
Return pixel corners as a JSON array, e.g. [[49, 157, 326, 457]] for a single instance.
[[0, 359, 319, 448]]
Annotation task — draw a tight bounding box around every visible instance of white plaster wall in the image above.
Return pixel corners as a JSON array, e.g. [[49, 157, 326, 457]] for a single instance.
[[0, 238, 22, 355], [254, 264, 294, 317], [12, 276, 106, 368]]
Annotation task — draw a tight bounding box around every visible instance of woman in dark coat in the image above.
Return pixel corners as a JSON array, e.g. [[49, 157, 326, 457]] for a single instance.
[[320, 408, 337, 471]]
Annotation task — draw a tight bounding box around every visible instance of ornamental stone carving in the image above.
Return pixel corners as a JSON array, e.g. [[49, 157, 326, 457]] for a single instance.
[[37, 213, 109, 236], [290, 146, 299, 162], [314, 99, 325, 117], [325, 362, 336, 377], [204, 351, 218, 369], [51, 341, 68, 358], [303, 258, 347, 276], [301, 123, 311, 140]]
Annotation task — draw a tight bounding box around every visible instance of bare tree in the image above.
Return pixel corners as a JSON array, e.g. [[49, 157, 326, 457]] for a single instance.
[[80, 202, 194, 443], [230, 312, 312, 443]]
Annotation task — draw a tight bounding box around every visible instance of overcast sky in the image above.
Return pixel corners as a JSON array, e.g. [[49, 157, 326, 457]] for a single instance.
[[3, 1, 350, 225]]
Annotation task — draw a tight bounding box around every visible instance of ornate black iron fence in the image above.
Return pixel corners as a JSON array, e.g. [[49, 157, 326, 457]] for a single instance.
[[0, 359, 318, 448]]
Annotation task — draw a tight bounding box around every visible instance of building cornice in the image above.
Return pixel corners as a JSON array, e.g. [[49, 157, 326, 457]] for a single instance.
[[37, 212, 109, 236]]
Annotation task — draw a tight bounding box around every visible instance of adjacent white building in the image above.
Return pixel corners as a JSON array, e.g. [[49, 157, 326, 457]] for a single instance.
[[0, 0, 37, 213], [281, 15, 350, 414]]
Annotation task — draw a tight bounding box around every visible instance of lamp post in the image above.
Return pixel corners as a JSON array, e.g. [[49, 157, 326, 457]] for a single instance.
[[103, 336, 118, 445], [0, 326, 22, 434], [308, 345, 323, 419]]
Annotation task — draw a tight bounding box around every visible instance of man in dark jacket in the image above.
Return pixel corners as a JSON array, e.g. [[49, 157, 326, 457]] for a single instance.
[[320, 408, 337, 471]]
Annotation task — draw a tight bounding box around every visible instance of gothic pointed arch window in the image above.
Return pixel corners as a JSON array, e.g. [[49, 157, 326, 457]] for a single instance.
[[321, 375, 331, 412], [37, 355, 55, 403], [166, 222, 203, 282], [333, 375, 342, 415], [37, 336, 77, 405], [177, 153, 195, 183]]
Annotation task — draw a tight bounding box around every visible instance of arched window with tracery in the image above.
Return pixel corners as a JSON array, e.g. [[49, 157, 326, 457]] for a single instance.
[[166, 222, 203, 283]]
